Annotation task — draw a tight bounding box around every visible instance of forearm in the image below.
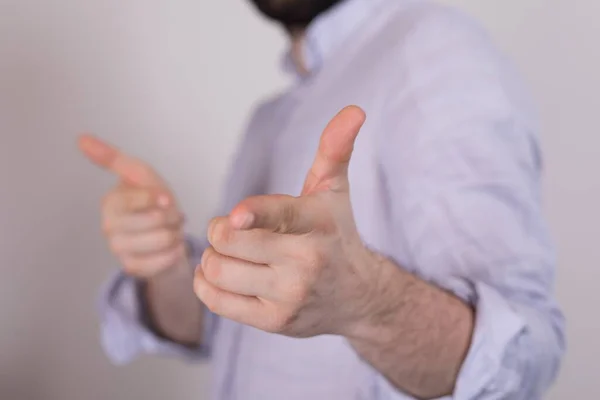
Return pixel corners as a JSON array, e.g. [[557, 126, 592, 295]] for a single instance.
[[143, 256, 204, 347], [347, 252, 474, 400]]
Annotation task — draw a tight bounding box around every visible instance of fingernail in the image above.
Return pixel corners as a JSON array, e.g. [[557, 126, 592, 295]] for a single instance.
[[231, 212, 254, 230]]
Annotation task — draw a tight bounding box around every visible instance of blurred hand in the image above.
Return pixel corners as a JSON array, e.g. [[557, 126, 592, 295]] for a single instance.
[[79, 135, 187, 279]]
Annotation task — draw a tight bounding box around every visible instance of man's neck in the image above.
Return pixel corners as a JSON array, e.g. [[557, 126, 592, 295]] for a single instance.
[[288, 27, 309, 76]]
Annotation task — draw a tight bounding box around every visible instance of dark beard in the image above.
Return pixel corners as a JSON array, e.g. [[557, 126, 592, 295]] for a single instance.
[[248, 0, 345, 28]]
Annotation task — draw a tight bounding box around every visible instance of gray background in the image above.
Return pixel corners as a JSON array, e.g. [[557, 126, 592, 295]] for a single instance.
[[0, 0, 596, 398]]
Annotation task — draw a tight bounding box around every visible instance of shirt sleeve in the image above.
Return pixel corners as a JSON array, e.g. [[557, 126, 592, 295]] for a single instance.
[[97, 235, 217, 365], [373, 8, 565, 399]]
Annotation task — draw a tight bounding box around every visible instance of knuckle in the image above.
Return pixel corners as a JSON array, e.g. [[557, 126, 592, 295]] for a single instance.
[[302, 248, 325, 274], [276, 204, 297, 233], [265, 310, 297, 334], [201, 288, 222, 314], [166, 210, 184, 227], [286, 281, 311, 304], [144, 210, 162, 227], [202, 251, 222, 284], [101, 219, 113, 235], [148, 210, 169, 229], [209, 219, 231, 248], [158, 210, 171, 225], [102, 215, 125, 235]]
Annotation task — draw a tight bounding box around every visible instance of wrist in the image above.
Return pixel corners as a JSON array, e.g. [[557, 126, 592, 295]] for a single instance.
[[148, 239, 194, 283], [140, 243, 200, 346], [341, 250, 409, 346]]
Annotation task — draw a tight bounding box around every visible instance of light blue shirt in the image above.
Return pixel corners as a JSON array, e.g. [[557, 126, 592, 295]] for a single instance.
[[99, 0, 566, 399]]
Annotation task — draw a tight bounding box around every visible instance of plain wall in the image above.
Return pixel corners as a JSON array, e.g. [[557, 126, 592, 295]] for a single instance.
[[0, 0, 596, 399]]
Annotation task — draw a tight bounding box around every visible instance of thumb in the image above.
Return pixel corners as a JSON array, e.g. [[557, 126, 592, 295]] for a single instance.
[[78, 134, 164, 188], [301, 105, 366, 195]]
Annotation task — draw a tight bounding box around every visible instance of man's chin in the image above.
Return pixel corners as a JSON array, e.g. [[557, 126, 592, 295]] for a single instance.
[[248, 0, 344, 27]]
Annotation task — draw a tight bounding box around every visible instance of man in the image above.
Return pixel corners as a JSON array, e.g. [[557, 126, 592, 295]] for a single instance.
[[80, 0, 566, 399]]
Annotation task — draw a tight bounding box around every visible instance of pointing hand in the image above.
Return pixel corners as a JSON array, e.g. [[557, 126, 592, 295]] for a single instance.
[[79, 135, 187, 278], [194, 106, 378, 338]]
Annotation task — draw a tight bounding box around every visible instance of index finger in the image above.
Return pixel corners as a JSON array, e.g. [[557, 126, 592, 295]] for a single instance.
[[78, 134, 160, 187]]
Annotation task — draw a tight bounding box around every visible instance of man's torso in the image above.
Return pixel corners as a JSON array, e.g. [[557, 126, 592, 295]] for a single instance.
[[208, 1, 535, 399]]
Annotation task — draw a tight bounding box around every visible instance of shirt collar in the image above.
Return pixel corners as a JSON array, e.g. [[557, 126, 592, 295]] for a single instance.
[[281, 0, 390, 78]]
